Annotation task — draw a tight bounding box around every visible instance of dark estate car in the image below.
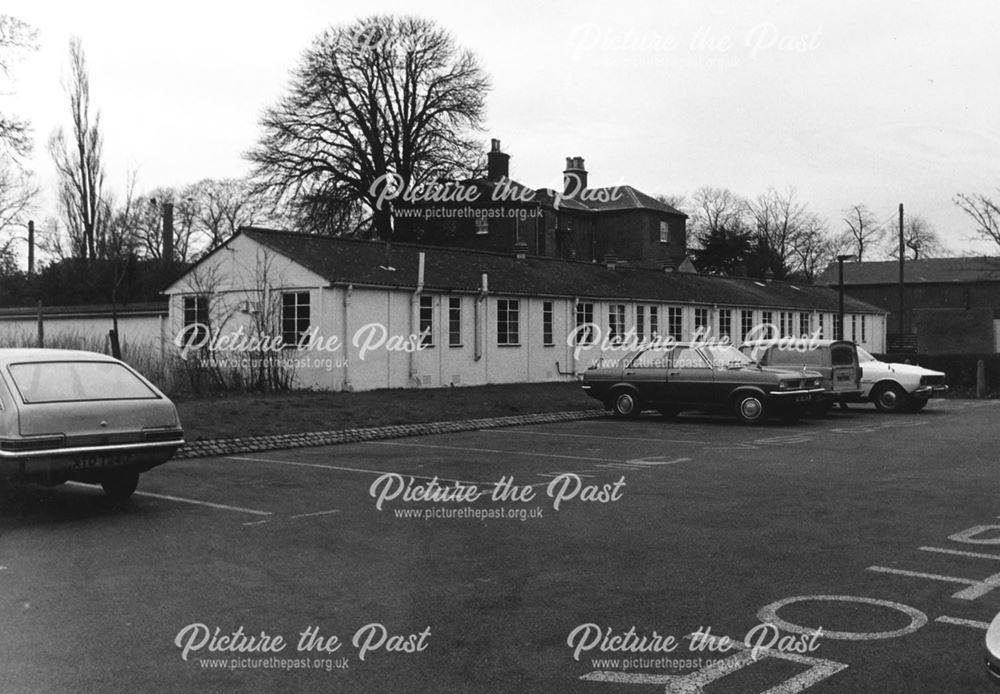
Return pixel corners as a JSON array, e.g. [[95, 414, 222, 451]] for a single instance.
[[0, 349, 184, 500], [581, 342, 824, 425]]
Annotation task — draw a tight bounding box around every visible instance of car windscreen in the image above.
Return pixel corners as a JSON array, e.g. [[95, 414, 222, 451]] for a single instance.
[[7, 361, 159, 404], [856, 347, 877, 362], [702, 344, 755, 368], [831, 345, 856, 366]]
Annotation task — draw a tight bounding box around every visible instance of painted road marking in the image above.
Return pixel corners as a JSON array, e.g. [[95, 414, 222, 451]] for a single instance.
[[581, 636, 848, 693], [936, 616, 991, 630], [364, 440, 620, 464], [64, 482, 273, 516], [225, 456, 480, 487], [485, 429, 708, 445], [758, 594, 928, 640], [920, 546, 1000, 561], [289, 509, 341, 520], [867, 565, 1000, 600]]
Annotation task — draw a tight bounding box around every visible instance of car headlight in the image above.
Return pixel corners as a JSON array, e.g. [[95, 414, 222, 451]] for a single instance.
[[778, 381, 792, 390]]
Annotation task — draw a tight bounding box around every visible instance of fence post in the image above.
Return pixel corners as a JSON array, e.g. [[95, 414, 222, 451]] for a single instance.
[[976, 359, 986, 399], [35, 300, 43, 348]]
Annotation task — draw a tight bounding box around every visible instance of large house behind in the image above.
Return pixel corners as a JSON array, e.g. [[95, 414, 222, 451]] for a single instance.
[[163, 228, 886, 392], [392, 139, 690, 269]]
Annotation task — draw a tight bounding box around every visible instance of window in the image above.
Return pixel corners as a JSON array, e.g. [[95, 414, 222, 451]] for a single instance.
[[833, 314, 843, 341], [608, 304, 626, 343], [741, 310, 754, 342], [497, 299, 520, 345], [9, 361, 159, 404], [629, 346, 670, 369], [636, 305, 645, 342], [761, 311, 773, 334], [418, 295, 434, 347], [668, 307, 682, 340], [694, 308, 708, 335], [671, 347, 708, 370], [649, 306, 659, 338], [779, 312, 789, 337], [659, 220, 669, 243], [718, 309, 732, 342], [182, 295, 209, 346], [542, 301, 554, 346], [819, 313, 825, 339], [448, 297, 462, 347], [575, 302, 594, 345], [851, 315, 858, 342], [799, 313, 810, 337], [475, 214, 489, 235], [861, 315, 867, 343], [281, 291, 310, 348]]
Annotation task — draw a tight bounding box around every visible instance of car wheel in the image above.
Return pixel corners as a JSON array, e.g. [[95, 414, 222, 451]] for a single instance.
[[101, 470, 139, 502], [611, 390, 640, 419], [734, 393, 767, 425], [906, 398, 928, 412], [872, 383, 908, 413]]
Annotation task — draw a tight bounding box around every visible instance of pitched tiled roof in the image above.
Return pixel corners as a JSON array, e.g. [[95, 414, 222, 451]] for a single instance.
[[240, 228, 883, 314], [816, 257, 1000, 285], [581, 185, 687, 216]]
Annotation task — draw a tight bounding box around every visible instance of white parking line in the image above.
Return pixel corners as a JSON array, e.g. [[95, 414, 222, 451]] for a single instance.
[[225, 455, 480, 486], [135, 491, 273, 516], [364, 440, 620, 464], [936, 615, 991, 630], [484, 430, 708, 445], [921, 546, 1000, 561], [64, 482, 273, 516], [289, 509, 341, 520]]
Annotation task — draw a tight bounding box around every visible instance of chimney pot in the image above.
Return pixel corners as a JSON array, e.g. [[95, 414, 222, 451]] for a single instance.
[[486, 138, 510, 181]]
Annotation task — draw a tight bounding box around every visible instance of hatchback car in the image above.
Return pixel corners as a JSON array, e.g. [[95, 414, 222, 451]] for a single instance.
[[0, 349, 184, 500], [848, 346, 949, 412], [740, 339, 862, 412], [581, 342, 824, 425]]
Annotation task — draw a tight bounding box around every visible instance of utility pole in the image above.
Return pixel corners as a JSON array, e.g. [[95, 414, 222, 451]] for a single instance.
[[27, 220, 34, 275], [898, 203, 904, 339]]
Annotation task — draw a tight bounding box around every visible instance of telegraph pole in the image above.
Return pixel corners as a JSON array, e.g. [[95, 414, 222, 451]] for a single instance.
[[897, 203, 905, 339]]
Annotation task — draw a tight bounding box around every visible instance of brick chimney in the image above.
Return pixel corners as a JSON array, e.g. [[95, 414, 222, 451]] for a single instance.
[[563, 156, 587, 197], [487, 138, 510, 181]]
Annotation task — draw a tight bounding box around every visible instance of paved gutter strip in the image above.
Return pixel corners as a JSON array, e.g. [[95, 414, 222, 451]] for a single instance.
[[176, 409, 611, 459]]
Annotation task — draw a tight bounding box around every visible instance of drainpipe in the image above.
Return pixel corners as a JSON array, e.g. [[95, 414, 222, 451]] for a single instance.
[[409, 253, 425, 385], [474, 273, 488, 361], [343, 284, 353, 391], [571, 296, 578, 375]]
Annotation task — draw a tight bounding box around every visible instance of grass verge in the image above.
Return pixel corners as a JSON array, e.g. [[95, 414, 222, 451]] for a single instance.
[[175, 381, 599, 442]]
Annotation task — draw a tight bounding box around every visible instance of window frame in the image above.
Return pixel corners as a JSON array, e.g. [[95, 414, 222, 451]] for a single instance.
[[281, 291, 311, 349], [497, 298, 520, 346]]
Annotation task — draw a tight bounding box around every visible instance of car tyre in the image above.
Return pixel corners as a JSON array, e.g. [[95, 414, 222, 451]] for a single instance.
[[101, 470, 140, 502], [611, 389, 640, 419], [872, 383, 908, 413], [734, 393, 767, 425]]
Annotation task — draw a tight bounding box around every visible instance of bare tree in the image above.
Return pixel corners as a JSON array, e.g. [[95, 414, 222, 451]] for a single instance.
[[687, 186, 753, 275], [0, 14, 38, 159], [49, 38, 106, 261], [884, 214, 946, 260], [955, 191, 1000, 250], [789, 214, 835, 281], [747, 187, 814, 278], [192, 178, 271, 250], [840, 203, 884, 261], [249, 15, 490, 238]]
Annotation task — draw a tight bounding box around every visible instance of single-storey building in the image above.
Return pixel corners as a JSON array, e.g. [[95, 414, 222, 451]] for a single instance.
[[163, 228, 887, 392], [817, 256, 1000, 354]]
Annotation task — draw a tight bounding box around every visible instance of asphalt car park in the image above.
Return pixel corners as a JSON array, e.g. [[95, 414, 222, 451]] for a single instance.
[[1, 399, 999, 693]]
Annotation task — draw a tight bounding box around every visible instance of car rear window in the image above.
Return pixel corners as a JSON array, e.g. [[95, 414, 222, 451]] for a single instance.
[[767, 348, 824, 366], [831, 346, 855, 366], [8, 361, 158, 404]]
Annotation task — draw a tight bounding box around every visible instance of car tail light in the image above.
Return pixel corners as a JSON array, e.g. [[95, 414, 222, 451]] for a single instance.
[[0, 435, 66, 451], [142, 428, 185, 443]]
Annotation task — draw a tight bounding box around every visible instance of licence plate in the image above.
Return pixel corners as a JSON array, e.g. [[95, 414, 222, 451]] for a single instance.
[[70, 453, 133, 471]]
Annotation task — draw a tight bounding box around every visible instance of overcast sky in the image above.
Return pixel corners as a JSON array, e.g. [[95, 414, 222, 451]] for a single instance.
[[4, 0, 999, 256]]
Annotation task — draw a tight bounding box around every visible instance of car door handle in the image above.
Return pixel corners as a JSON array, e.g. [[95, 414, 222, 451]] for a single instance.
[[668, 371, 680, 376]]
